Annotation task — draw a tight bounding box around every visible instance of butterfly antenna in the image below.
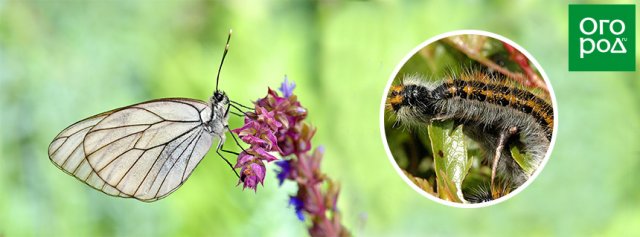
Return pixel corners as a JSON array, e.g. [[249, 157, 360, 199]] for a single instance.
[[216, 29, 232, 92]]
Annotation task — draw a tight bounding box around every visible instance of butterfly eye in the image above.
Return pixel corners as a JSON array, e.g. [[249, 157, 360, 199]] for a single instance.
[[214, 91, 225, 102]]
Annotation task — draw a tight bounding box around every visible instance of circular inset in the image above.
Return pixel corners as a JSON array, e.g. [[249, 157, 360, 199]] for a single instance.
[[380, 30, 557, 208]]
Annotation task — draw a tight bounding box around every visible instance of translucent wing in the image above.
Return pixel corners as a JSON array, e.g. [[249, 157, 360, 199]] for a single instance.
[[49, 98, 219, 202], [49, 111, 131, 198]]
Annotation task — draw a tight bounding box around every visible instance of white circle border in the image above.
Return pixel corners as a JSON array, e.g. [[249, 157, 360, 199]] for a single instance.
[[379, 30, 559, 208]]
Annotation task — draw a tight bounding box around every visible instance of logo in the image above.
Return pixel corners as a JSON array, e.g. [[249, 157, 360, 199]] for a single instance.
[[569, 4, 636, 71]]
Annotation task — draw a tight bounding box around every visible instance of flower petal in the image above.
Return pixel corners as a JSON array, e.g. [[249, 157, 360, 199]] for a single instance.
[[288, 196, 305, 221], [275, 159, 292, 185]]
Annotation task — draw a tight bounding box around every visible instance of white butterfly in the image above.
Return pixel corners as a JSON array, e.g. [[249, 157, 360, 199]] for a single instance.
[[48, 31, 244, 202]]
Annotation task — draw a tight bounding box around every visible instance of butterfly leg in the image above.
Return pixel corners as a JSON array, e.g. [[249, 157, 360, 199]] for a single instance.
[[225, 125, 248, 154], [216, 125, 253, 180], [490, 126, 518, 194], [224, 102, 234, 117], [216, 142, 240, 178]]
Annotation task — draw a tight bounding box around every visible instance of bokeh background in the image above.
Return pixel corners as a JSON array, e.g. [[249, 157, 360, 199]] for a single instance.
[[1, 0, 639, 236]]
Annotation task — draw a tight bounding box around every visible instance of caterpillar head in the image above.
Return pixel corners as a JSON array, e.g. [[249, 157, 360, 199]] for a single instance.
[[387, 85, 405, 111], [387, 76, 440, 125]]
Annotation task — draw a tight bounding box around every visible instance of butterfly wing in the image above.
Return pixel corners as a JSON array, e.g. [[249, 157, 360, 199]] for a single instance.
[[49, 111, 132, 198], [49, 98, 220, 202]]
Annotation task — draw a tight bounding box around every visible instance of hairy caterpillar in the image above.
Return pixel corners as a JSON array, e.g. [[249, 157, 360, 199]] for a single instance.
[[387, 70, 553, 190]]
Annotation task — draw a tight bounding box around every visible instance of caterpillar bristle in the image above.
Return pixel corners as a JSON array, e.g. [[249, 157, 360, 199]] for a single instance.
[[464, 177, 513, 203], [387, 69, 553, 187], [464, 183, 493, 203]]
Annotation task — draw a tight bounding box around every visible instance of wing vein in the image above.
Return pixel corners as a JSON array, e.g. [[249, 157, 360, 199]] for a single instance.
[[141, 126, 200, 196], [130, 106, 165, 120], [169, 100, 202, 113], [113, 149, 148, 190], [58, 136, 85, 168], [96, 147, 143, 173], [132, 104, 201, 123], [89, 123, 156, 133], [132, 144, 168, 196], [154, 129, 203, 197], [182, 129, 206, 181], [50, 137, 68, 156], [70, 151, 87, 174]]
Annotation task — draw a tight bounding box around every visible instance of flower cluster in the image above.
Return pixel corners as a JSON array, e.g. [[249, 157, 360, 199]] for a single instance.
[[232, 77, 308, 190], [233, 77, 350, 236]]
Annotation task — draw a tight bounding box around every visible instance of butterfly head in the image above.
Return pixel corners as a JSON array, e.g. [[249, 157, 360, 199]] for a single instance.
[[210, 90, 229, 120], [208, 90, 230, 134], [213, 90, 228, 104]]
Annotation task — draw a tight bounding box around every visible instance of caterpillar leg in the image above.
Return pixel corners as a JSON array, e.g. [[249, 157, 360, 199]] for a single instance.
[[490, 126, 518, 192]]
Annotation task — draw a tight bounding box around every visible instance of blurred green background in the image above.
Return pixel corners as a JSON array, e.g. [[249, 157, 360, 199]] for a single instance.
[[1, 0, 639, 236]]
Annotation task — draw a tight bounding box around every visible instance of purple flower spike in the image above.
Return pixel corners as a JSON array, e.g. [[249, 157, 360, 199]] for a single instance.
[[279, 75, 296, 98], [288, 196, 305, 221], [233, 77, 350, 236]]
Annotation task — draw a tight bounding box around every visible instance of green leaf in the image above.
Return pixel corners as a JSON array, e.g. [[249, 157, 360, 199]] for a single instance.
[[427, 120, 470, 203], [509, 144, 535, 176]]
